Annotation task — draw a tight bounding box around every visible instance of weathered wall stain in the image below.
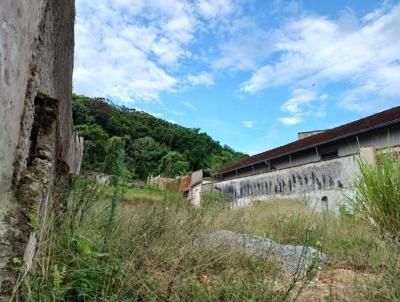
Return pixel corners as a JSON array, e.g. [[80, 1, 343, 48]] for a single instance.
[[213, 155, 358, 210], [0, 0, 81, 298]]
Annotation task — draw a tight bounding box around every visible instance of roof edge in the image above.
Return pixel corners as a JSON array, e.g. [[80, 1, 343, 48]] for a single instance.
[[220, 106, 400, 175]]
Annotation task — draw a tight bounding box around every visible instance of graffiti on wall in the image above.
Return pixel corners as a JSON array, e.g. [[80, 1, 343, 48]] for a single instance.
[[214, 156, 356, 204]]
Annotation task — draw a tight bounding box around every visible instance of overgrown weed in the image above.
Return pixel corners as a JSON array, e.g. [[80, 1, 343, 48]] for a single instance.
[[350, 151, 400, 244], [21, 181, 312, 301], [214, 199, 384, 268], [348, 151, 400, 300], [22, 150, 400, 301]]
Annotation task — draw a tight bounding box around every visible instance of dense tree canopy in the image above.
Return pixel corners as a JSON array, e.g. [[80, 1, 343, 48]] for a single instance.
[[128, 137, 168, 179], [72, 94, 248, 180], [159, 151, 190, 177]]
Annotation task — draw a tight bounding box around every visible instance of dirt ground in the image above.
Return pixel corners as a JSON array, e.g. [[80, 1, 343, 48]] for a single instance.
[[296, 268, 374, 301]]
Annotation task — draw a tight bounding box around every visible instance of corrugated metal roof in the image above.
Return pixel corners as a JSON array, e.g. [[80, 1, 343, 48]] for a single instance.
[[221, 106, 400, 174]]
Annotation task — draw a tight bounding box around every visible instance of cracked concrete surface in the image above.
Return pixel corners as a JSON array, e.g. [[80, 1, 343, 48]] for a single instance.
[[0, 0, 82, 298]]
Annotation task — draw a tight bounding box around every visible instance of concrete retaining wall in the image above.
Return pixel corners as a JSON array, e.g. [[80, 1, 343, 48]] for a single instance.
[[213, 154, 359, 211]]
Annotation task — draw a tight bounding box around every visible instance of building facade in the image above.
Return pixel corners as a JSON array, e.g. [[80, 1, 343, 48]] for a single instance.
[[212, 107, 400, 211]]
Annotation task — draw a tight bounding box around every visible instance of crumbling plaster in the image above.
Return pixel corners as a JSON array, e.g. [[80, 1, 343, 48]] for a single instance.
[[0, 0, 80, 298], [0, 1, 44, 195]]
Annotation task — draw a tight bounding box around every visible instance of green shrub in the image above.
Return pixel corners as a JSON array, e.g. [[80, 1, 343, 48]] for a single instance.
[[21, 185, 314, 301], [345, 151, 400, 300], [201, 190, 229, 209]]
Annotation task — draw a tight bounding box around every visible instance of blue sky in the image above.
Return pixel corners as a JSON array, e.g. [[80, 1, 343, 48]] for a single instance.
[[73, 0, 400, 155]]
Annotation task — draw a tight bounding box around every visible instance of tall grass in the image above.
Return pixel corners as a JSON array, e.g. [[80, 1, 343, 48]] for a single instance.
[[67, 177, 101, 235], [200, 191, 229, 208], [350, 152, 400, 244], [22, 150, 400, 301], [348, 151, 400, 300], [21, 181, 315, 301], [214, 199, 387, 269], [104, 184, 184, 204]]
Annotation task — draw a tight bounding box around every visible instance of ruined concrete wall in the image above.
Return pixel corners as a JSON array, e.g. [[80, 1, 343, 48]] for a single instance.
[[213, 155, 359, 211], [0, 0, 77, 192], [214, 143, 399, 211], [0, 0, 80, 298], [0, 1, 44, 195], [190, 183, 203, 206], [68, 133, 84, 175], [35, 0, 77, 172]]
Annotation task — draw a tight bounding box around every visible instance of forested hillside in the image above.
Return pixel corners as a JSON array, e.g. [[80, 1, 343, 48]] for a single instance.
[[72, 94, 247, 179]]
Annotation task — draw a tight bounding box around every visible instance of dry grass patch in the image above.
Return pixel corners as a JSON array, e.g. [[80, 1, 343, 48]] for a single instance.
[[21, 182, 399, 301], [213, 199, 386, 269]]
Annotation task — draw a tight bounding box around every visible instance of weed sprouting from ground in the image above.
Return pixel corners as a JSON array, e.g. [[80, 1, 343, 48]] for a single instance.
[[68, 177, 101, 235], [215, 199, 383, 268], [200, 190, 230, 209], [21, 183, 313, 301], [21, 151, 400, 301], [348, 152, 400, 300], [350, 151, 400, 244], [102, 136, 126, 246]]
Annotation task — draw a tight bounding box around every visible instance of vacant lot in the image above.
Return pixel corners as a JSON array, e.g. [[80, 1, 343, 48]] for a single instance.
[[19, 183, 399, 301]]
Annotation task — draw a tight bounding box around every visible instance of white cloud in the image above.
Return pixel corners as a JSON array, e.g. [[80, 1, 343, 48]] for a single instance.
[[214, 17, 275, 71], [241, 120, 255, 128], [74, 0, 400, 117], [281, 88, 317, 114], [75, 0, 233, 103], [185, 72, 215, 86], [278, 116, 302, 126], [319, 94, 328, 101], [241, 3, 400, 112], [278, 88, 326, 126], [74, 0, 196, 102], [196, 0, 235, 19], [74, 0, 239, 103]]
